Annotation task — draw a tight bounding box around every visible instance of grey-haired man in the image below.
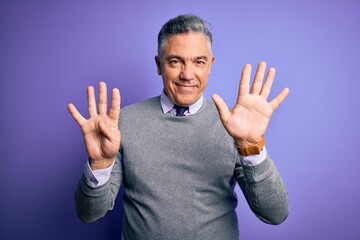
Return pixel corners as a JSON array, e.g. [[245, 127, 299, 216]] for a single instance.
[[68, 14, 289, 240]]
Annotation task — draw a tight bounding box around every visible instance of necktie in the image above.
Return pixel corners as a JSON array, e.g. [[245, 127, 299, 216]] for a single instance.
[[174, 105, 189, 116]]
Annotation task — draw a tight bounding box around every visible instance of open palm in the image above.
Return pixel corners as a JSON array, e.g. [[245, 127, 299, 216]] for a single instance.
[[212, 62, 289, 146], [68, 82, 121, 170]]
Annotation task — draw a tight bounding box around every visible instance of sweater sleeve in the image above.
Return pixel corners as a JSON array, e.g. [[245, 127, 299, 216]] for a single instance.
[[74, 152, 123, 223], [234, 154, 289, 225]]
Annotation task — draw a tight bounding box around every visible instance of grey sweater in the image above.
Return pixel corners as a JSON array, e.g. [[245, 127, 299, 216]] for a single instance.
[[75, 96, 288, 240]]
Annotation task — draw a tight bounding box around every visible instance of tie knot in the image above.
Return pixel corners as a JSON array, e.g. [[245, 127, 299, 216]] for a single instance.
[[174, 105, 189, 116]]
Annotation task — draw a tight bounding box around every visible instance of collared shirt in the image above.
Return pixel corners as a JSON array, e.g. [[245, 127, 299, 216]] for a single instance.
[[84, 93, 267, 187], [160, 91, 204, 116]]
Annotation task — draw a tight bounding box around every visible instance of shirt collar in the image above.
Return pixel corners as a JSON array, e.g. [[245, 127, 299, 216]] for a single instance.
[[160, 91, 204, 115]]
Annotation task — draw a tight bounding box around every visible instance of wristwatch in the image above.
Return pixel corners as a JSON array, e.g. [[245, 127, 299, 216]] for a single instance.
[[236, 136, 266, 156]]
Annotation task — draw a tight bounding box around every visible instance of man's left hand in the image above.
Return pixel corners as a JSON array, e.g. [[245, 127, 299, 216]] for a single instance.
[[212, 61, 289, 147]]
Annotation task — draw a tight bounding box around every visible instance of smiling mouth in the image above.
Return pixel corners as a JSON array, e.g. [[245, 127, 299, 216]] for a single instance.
[[175, 83, 197, 88], [175, 84, 197, 93]]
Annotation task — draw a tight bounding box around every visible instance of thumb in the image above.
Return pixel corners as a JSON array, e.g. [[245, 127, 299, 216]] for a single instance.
[[211, 94, 231, 123], [98, 120, 114, 141]]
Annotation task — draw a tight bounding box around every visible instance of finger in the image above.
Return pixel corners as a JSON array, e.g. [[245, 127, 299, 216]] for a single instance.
[[98, 120, 116, 142], [98, 82, 108, 115], [250, 61, 266, 95], [87, 86, 97, 117], [109, 88, 121, 120], [98, 120, 110, 139], [68, 103, 86, 126], [269, 87, 290, 111], [212, 94, 231, 123], [237, 64, 252, 101], [260, 67, 276, 99]]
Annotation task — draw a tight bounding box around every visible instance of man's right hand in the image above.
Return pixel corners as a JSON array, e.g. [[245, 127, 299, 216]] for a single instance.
[[68, 82, 121, 170]]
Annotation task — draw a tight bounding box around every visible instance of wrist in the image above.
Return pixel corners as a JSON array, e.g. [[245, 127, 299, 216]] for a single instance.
[[89, 157, 115, 170]]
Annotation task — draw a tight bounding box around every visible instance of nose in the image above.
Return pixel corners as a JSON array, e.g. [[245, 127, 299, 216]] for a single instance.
[[180, 63, 195, 80]]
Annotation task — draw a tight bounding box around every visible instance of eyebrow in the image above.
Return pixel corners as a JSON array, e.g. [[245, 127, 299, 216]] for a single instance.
[[164, 55, 209, 62]]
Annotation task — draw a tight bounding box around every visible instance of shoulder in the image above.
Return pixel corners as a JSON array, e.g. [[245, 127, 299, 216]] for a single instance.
[[200, 98, 219, 116], [119, 96, 162, 128], [121, 96, 161, 116]]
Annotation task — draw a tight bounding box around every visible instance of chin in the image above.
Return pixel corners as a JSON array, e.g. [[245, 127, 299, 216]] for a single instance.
[[175, 96, 198, 107]]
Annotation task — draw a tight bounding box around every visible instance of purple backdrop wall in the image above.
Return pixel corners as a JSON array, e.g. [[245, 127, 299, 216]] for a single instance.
[[1, 0, 359, 239]]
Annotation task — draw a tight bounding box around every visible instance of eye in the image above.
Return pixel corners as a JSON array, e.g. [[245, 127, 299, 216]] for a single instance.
[[196, 60, 206, 65], [169, 59, 180, 64], [167, 59, 182, 67]]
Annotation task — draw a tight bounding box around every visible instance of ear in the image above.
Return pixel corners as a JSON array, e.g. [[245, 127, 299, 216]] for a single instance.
[[155, 56, 162, 75], [208, 56, 215, 74]]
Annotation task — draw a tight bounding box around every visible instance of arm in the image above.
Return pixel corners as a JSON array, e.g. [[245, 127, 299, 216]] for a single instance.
[[212, 61, 289, 224], [235, 155, 288, 225], [75, 153, 123, 223], [68, 82, 122, 222]]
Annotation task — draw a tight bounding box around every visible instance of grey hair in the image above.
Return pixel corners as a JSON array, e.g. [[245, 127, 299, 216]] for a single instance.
[[157, 14, 213, 56]]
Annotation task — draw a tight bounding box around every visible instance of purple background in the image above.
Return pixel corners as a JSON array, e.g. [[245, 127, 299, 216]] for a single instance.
[[1, 0, 359, 239]]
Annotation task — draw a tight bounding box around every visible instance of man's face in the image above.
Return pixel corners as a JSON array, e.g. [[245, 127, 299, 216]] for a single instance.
[[155, 32, 214, 107]]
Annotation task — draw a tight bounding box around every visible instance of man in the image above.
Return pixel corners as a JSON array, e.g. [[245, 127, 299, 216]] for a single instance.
[[68, 14, 289, 240]]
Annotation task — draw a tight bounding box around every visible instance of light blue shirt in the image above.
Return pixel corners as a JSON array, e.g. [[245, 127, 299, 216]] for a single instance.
[[160, 91, 204, 116]]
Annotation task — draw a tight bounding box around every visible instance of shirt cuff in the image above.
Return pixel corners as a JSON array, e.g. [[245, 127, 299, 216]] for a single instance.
[[84, 159, 115, 188], [240, 146, 267, 166]]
